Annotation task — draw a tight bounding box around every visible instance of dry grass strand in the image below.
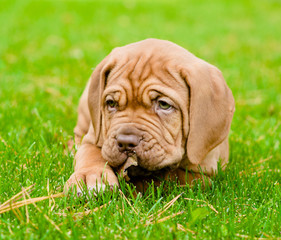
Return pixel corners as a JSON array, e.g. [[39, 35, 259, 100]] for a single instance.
[[184, 198, 219, 214]]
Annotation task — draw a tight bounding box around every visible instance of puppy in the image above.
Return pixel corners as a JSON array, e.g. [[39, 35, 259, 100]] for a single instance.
[[65, 39, 235, 194]]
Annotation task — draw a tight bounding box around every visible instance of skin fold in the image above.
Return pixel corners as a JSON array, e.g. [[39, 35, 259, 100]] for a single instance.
[[65, 39, 235, 194]]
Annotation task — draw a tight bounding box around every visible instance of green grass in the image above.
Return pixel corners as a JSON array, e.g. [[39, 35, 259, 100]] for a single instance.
[[0, 0, 280, 239]]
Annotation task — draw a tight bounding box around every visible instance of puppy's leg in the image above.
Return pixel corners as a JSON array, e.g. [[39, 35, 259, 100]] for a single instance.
[[65, 143, 119, 195], [74, 80, 92, 148]]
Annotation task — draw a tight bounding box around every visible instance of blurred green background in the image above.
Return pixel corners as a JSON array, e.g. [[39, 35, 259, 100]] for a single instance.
[[1, 0, 280, 167], [0, 0, 280, 238]]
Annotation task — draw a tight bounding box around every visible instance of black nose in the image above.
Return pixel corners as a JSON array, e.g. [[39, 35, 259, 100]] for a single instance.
[[116, 134, 140, 152]]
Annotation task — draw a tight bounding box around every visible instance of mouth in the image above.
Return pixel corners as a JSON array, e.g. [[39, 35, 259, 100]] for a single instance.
[[115, 153, 171, 181]]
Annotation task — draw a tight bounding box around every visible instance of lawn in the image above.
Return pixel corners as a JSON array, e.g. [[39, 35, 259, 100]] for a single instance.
[[0, 0, 280, 239]]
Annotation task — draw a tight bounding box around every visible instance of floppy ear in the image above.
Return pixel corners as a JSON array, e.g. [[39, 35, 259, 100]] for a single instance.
[[181, 63, 235, 165], [87, 56, 115, 147]]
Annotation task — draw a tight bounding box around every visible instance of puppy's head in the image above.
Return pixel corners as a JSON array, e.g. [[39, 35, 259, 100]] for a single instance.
[[87, 39, 234, 171]]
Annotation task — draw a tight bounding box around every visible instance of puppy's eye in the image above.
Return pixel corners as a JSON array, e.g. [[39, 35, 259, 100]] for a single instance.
[[106, 99, 118, 110], [158, 100, 172, 110]]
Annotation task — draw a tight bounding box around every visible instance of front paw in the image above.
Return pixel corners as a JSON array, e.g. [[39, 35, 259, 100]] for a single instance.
[[64, 168, 119, 196]]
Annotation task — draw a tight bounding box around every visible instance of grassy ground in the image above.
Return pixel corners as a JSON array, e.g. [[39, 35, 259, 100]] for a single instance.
[[0, 0, 280, 239]]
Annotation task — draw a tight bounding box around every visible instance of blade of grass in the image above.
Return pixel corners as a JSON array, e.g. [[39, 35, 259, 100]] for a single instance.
[[0, 184, 35, 209], [0, 193, 64, 214], [22, 189, 30, 224], [119, 189, 138, 215], [184, 198, 219, 214], [57, 202, 110, 218], [146, 193, 182, 221], [144, 211, 184, 226], [21, 187, 67, 237], [177, 223, 196, 234]]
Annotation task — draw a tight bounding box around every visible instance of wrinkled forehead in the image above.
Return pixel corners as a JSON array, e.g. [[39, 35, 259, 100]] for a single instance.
[[106, 53, 171, 86], [101, 39, 194, 105], [104, 53, 188, 106]]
